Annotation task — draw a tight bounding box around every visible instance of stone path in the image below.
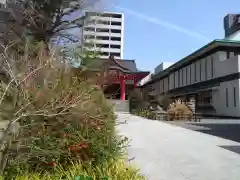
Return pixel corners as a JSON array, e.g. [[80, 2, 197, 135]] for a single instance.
[[116, 113, 240, 180]]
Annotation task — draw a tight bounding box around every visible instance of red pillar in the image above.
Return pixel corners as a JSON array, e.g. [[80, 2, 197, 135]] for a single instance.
[[120, 76, 126, 100], [133, 77, 136, 88]]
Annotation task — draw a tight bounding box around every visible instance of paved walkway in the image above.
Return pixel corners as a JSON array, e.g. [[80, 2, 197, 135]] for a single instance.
[[116, 113, 240, 180]]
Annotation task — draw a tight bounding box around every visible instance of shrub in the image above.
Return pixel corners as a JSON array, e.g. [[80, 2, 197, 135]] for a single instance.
[[135, 109, 155, 119], [154, 94, 171, 111], [167, 100, 193, 121], [129, 89, 150, 113], [2, 158, 145, 180], [0, 43, 125, 176]]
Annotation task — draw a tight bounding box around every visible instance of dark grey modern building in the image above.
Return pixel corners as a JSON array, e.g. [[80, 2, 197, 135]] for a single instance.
[[142, 14, 240, 117]]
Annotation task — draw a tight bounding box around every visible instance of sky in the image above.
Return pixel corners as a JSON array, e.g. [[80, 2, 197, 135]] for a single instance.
[[96, 0, 240, 72]]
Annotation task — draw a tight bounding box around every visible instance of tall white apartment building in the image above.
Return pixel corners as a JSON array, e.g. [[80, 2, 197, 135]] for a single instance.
[[82, 11, 124, 59]]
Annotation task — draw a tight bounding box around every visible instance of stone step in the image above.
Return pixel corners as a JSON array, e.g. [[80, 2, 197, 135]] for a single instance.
[[108, 100, 129, 113]]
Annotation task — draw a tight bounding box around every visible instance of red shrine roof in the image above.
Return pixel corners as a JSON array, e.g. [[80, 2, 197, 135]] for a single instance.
[[94, 56, 149, 73], [80, 56, 150, 82]]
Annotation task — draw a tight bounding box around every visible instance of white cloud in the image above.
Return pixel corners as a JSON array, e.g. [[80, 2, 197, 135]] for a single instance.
[[115, 6, 210, 42]]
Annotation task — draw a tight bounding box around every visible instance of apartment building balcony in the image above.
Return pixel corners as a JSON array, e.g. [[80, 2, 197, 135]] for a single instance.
[[85, 39, 121, 45], [84, 31, 122, 38], [87, 16, 123, 23], [98, 55, 109, 59], [97, 47, 120, 53], [85, 24, 122, 30], [111, 17, 123, 22]]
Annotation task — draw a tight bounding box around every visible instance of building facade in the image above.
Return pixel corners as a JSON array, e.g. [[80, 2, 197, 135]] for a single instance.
[[142, 40, 240, 117], [82, 11, 124, 59], [141, 14, 240, 117], [154, 62, 174, 74]]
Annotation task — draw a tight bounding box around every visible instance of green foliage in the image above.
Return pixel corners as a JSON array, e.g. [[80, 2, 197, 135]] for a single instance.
[[135, 110, 154, 119], [129, 89, 150, 113], [2, 158, 145, 180], [154, 94, 171, 111], [0, 44, 125, 177], [60, 46, 101, 70]]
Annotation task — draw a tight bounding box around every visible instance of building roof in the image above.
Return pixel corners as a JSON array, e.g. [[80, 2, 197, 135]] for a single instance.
[[88, 56, 144, 72], [117, 59, 138, 72], [142, 39, 240, 87], [85, 11, 123, 16], [81, 56, 150, 82]]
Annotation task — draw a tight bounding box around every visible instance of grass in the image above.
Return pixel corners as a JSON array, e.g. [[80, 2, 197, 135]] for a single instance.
[[1, 158, 145, 180]]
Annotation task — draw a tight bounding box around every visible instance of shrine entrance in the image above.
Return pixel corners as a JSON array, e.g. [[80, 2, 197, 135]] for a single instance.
[[103, 83, 135, 100], [104, 84, 120, 99], [98, 56, 150, 101]]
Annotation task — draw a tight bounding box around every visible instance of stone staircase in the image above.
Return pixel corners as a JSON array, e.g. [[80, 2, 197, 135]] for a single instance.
[[108, 100, 129, 113]]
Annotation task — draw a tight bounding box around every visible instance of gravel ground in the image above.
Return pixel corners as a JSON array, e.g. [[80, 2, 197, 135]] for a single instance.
[[116, 113, 240, 180]]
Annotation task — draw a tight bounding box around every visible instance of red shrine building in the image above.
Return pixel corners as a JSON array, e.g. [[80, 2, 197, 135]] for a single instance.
[[96, 56, 150, 100]]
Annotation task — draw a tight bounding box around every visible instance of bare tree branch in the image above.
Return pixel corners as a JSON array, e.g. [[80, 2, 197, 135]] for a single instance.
[[3, 0, 104, 44]]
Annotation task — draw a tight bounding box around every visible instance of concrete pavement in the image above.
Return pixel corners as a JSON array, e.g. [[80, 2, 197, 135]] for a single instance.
[[116, 113, 240, 180]]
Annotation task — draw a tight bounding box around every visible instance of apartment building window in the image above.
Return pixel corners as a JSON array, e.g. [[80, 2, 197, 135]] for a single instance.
[[102, 13, 122, 18], [96, 28, 109, 32], [111, 22, 122, 26], [96, 44, 109, 48], [226, 88, 228, 107], [84, 27, 95, 31], [111, 37, 121, 41], [101, 13, 111, 17], [111, 29, 121, 33], [112, 14, 122, 18], [84, 35, 94, 39], [110, 44, 121, 49], [96, 36, 109, 40], [98, 20, 110, 25], [110, 52, 120, 57], [234, 87, 237, 107]]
